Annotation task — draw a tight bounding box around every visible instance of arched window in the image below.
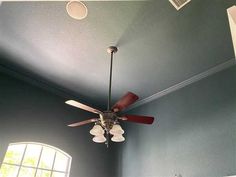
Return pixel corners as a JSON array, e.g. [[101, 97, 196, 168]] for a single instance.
[[0, 142, 72, 177]]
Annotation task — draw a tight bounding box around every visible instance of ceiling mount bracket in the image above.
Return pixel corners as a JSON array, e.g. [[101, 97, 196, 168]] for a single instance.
[[107, 46, 118, 54]]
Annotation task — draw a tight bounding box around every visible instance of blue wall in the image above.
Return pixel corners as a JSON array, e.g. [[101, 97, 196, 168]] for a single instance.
[[119, 66, 236, 177]]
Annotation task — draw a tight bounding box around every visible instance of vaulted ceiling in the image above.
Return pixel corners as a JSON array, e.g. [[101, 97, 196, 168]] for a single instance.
[[0, 0, 235, 109]]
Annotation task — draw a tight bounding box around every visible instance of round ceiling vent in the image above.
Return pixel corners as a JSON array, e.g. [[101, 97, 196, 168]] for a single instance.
[[66, 1, 88, 20]]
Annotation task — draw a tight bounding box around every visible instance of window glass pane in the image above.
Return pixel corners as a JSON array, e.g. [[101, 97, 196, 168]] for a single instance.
[[52, 172, 66, 177], [0, 164, 19, 177], [0, 143, 71, 177], [18, 167, 36, 177], [53, 152, 68, 172], [22, 144, 42, 167], [3, 144, 26, 164], [35, 170, 51, 177], [38, 147, 55, 169]]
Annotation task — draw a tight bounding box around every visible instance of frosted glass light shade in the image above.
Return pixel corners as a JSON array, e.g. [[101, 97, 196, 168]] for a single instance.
[[66, 1, 88, 20], [93, 135, 106, 143], [109, 124, 124, 135], [111, 135, 125, 142], [89, 125, 104, 136]]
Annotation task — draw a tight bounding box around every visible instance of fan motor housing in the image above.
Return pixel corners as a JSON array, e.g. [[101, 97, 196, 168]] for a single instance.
[[100, 111, 117, 130]]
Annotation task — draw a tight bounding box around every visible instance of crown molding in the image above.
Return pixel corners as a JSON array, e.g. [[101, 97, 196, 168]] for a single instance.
[[126, 59, 236, 111]]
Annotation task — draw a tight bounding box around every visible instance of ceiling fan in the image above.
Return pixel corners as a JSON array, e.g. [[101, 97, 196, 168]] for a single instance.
[[65, 46, 154, 146]]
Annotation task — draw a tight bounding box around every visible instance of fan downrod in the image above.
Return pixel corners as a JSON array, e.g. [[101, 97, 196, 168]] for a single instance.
[[107, 46, 118, 54]]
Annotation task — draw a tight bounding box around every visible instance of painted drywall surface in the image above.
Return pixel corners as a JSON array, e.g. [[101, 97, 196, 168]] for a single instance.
[[0, 1, 235, 104], [120, 66, 236, 177], [0, 70, 116, 177]]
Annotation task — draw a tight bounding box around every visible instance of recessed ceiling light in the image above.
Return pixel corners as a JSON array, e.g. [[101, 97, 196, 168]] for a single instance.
[[66, 1, 88, 20]]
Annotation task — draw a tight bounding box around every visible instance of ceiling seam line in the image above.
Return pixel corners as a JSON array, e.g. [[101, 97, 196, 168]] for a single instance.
[[0, 64, 78, 99], [125, 58, 236, 112]]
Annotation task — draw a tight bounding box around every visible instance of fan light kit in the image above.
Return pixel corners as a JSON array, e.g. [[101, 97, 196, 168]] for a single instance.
[[65, 46, 154, 147]]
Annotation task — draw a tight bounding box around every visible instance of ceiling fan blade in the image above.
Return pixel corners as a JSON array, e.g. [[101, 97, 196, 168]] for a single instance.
[[112, 92, 139, 112], [65, 100, 103, 115], [119, 115, 154, 124], [68, 118, 98, 127]]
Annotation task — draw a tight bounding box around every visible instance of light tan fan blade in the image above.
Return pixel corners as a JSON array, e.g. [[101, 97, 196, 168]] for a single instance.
[[68, 118, 98, 127], [65, 100, 103, 115]]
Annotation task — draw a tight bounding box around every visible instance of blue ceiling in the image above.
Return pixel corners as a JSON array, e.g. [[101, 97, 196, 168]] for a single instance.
[[0, 0, 235, 109]]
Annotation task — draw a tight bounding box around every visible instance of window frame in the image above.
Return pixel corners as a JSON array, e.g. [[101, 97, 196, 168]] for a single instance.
[[0, 142, 72, 177]]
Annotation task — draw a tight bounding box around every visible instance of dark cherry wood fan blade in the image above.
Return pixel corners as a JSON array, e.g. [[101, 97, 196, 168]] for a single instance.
[[65, 100, 103, 115], [68, 118, 98, 127], [112, 92, 139, 112], [120, 115, 154, 124]]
